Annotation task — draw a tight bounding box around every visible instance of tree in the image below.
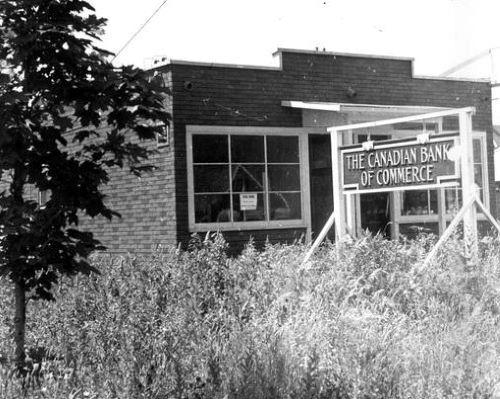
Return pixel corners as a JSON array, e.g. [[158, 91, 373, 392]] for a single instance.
[[0, 0, 170, 372]]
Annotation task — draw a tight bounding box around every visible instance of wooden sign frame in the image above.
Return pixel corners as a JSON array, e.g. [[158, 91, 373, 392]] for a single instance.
[[302, 106, 499, 265], [340, 133, 460, 194]]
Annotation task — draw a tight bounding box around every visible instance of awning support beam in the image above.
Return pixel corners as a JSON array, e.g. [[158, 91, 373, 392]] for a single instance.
[[327, 107, 475, 133]]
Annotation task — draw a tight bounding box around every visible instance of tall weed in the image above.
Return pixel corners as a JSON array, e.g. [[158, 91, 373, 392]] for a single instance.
[[1, 232, 500, 398]]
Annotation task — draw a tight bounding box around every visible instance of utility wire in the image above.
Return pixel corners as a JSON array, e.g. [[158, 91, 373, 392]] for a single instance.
[[112, 0, 169, 62]]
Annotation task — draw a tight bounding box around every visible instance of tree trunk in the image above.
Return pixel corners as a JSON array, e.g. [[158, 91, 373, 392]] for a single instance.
[[10, 152, 28, 373], [13, 280, 26, 374]]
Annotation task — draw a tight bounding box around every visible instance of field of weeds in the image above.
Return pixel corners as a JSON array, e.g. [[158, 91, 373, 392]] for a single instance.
[[1, 233, 500, 398]]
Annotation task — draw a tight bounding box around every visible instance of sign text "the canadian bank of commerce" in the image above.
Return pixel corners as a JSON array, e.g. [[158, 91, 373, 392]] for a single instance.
[[341, 136, 458, 193]]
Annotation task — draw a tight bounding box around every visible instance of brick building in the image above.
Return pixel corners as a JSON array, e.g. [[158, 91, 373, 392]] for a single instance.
[[82, 48, 495, 253]]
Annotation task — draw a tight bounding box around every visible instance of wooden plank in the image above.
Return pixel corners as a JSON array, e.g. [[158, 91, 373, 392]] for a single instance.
[[302, 212, 335, 265], [475, 198, 500, 234], [418, 195, 476, 271], [459, 110, 478, 260], [330, 129, 344, 240]]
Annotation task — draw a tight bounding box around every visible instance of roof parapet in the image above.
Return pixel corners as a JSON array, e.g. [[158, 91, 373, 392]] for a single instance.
[[146, 48, 490, 83], [272, 47, 415, 62]]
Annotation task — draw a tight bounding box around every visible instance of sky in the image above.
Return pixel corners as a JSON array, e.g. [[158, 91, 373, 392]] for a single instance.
[[89, 0, 500, 120]]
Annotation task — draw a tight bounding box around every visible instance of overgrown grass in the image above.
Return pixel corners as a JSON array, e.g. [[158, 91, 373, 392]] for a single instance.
[[1, 233, 500, 398]]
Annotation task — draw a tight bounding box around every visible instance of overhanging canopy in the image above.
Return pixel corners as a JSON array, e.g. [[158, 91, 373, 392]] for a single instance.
[[281, 101, 450, 119]]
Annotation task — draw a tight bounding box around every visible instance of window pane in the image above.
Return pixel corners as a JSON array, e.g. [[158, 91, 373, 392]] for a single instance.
[[268, 165, 300, 191], [357, 134, 390, 143], [231, 135, 264, 163], [267, 136, 299, 163], [232, 164, 265, 192], [429, 190, 438, 215], [474, 163, 483, 188], [270, 193, 302, 220], [194, 165, 229, 193], [477, 188, 484, 203], [402, 190, 437, 215], [193, 135, 228, 163], [445, 188, 462, 215], [195, 194, 231, 223], [232, 193, 265, 221], [474, 163, 484, 202], [473, 139, 482, 163], [392, 122, 438, 132]]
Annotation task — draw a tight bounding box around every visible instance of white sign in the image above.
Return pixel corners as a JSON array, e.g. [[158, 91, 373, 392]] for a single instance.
[[240, 193, 257, 211]]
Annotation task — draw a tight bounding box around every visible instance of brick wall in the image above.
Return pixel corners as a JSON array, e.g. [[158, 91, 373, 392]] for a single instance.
[[77, 71, 177, 253], [167, 50, 494, 250], [78, 145, 177, 253]]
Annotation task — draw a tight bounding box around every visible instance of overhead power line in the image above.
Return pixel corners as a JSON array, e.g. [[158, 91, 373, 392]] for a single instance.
[[439, 47, 500, 79], [112, 0, 169, 62], [439, 50, 491, 77]]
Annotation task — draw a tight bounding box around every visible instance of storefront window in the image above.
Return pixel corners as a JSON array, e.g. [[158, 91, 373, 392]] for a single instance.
[[445, 188, 462, 215], [402, 190, 438, 215], [396, 134, 488, 235], [443, 137, 486, 214], [191, 133, 302, 227], [398, 135, 487, 221]]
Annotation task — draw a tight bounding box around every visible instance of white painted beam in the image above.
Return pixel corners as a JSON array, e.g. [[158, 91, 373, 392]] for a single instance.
[[459, 110, 478, 260], [331, 129, 344, 241], [302, 212, 335, 265], [282, 100, 449, 114], [328, 107, 476, 133], [281, 101, 341, 111]]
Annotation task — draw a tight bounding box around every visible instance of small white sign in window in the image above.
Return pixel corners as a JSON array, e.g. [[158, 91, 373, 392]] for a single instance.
[[240, 193, 258, 211]]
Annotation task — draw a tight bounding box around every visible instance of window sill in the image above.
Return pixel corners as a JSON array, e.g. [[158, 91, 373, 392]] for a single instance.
[[189, 220, 307, 232], [398, 213, 488, 224], [398, 215, 438, 223]]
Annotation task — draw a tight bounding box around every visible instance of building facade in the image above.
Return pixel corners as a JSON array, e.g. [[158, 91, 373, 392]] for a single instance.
[[82, 48, 495, 253]]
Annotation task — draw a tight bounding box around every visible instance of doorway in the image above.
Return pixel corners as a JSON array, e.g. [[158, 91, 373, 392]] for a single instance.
[[308, 133, 394, 240], [359, 192, 391, 237], [308, 134, 334, 240]]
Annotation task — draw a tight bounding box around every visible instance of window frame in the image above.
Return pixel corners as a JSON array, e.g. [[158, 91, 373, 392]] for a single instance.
[[395, 131, 490, 225], [350, 127, 490, 236], [186, 126, 311, 232], [156, 123, 170, 148]]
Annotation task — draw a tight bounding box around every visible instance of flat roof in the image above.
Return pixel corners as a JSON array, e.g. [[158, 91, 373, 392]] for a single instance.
[[148, 48, 491, 83]]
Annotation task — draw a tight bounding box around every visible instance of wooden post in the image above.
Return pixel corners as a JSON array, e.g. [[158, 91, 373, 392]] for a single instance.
[[459, 110, 478, 261], [302, 212, 335, 265], [344, 130, 356, 235], [330, 129, 344, 241], [345, 193, 355, 236], [419, 194, 476, 271], [475, 197, 500, 234], [418, 194, 500, 271]]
